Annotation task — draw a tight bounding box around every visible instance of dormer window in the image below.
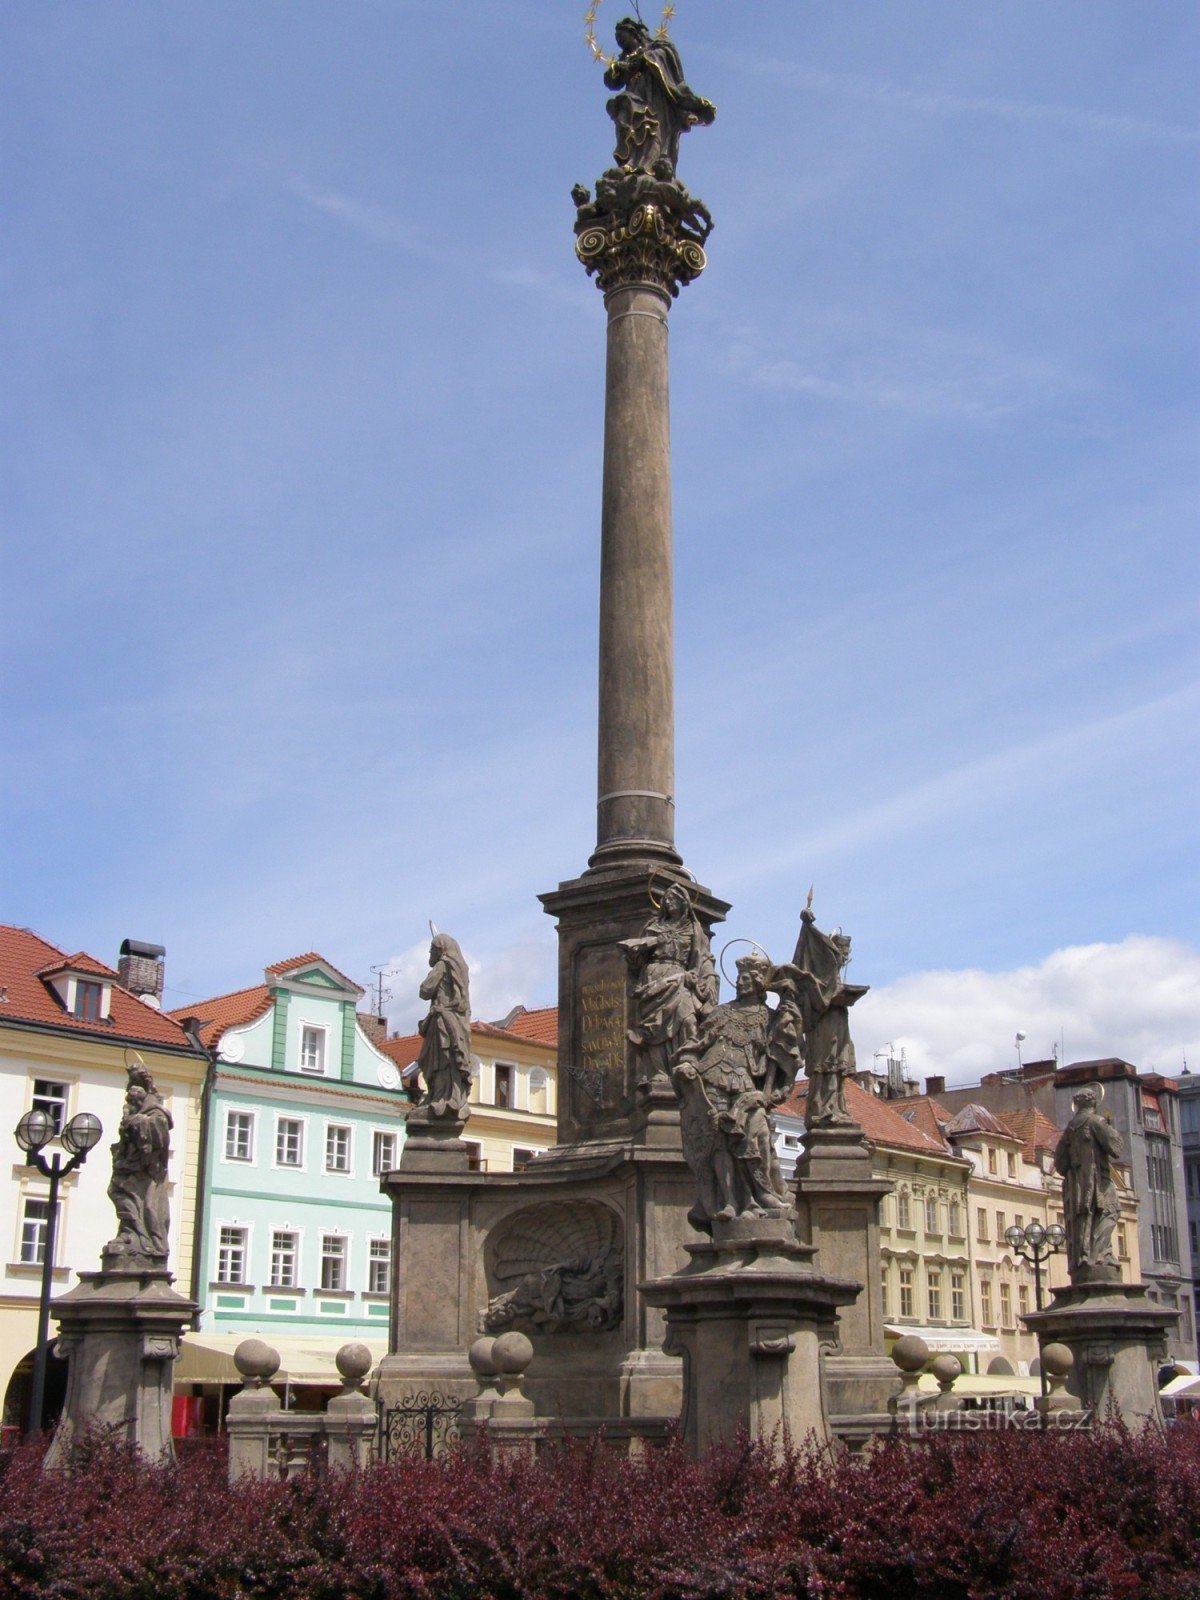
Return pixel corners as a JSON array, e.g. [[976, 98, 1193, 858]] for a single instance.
[[73, 981, 104, 1021], [300, 1025, 327, 1075]]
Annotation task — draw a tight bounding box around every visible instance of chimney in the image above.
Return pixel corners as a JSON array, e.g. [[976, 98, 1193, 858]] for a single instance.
[[1022, 1059, 1056, 1080], [925, 1075, 946, 1097], [358, 1012, 388, 1045], [118, 939, 166, 1008]]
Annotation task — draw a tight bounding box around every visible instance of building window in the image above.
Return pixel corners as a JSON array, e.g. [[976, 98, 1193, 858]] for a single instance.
[[512, 1147, 538, 1173], [980, 1279, 993, 1325], [951, 1272, 965, 1321], [225, 1110, 254, 1163], [999, 1281, 1012, 1328], [924, 1194, 938, 1235], [31, 1081, 69, 1134], [217, 1227, 248, 1285], [325, 1125, 351, 1174], [987, 1148, 997, 1175], [372, 1131, 397, 1176], [464, 1141, 484, 1173], [275, 1118, 304, 1168], [1007, 1152, 1017, 1179], [1117, 1224, 1129, 1260], [1018, 1284, 1030, 1318], [1147, 1136, 1174, 1195], [320, 1235, 347, 1292], [269, 1231, 298, 1289], [1014, 1214, 1023, 1233], [881, 1265, 889, 1314], [73, 980, 103, 1021], [494, 1064, 514, 1109], [899, 1267, 914, 1318], [300, 1026, 327, 1075], [948, 1197, 962, 1237], [995, 1210, 1005, 1241], [368, 1238, 391, 1296], [927, 1270, 942, 1321], [19, 1198, 54, 1266], [976, 1208, 988, 1242], [896, 1189, 911, 1230]]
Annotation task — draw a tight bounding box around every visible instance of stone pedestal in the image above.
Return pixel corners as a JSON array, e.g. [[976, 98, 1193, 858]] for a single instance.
[[1024, 1281, 1176, 1432], [44, 1264, 197, 1468], [640, 1219, 861, 1456], [793, 1124, 894, 1438], [539, 862, 728, 1149]]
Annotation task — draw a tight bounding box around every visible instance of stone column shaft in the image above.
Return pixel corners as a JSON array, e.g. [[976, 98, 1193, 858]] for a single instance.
[[594, 282, 679, 865]]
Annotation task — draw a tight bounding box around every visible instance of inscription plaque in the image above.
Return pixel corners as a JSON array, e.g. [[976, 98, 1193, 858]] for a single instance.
[[573, 948, 630, 1124]]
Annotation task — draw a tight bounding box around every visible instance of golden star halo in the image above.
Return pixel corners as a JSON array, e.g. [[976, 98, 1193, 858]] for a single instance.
[[584, 2, 678, 68]]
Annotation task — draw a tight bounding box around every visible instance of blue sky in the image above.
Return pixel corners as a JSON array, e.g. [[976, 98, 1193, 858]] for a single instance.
[[3, 3, 1197, 1081]]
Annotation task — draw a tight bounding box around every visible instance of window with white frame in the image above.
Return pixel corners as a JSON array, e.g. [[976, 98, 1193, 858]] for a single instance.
[[224, 1110, 254, 1162], [924, 1194, 938, 1234], [19, 1197, 55, 1265], [275, 1117, 304, 1168], [951, 1271, 966, 1321], [325, 1125, 352, 1174], [320, 1234, 347, 1291], [300, 1025, 327, 1075], [72, 980, 104, 1021], [31, 1081, 69, 1134], [494, 1063, 514, 1109], [217, 1226, 248, 1285], [368, 1237, 391, 1295], [999, 1281, 1012, 1327], [948, 1197, 962, 1236], [269, 1230, 299, 1289], [372, 1130, 397, 1176], [896, 1188, 911, 1229], [927, 1269, 942, 1321], [898, 1266, 914, 1318]]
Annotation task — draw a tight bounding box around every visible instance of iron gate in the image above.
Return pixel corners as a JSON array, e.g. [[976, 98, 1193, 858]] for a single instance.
[[378, 1390, 462, 1460]]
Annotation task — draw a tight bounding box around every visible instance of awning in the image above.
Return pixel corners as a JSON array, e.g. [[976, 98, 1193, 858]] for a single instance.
[[1160, 1373, 1200, 1398], [175, 1333, 388, 1387], [916, 1373, 1041, 1398], [885, 1323, 1000, 1354]]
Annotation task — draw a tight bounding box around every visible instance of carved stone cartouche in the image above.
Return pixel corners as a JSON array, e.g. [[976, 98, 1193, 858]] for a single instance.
[[480, 1202, 624, 1336]]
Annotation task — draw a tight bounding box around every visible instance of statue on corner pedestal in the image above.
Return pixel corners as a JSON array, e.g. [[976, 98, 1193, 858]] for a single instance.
[[1055, 1087, 1124, 1284], [672, 951, 801, 1231], [790, 894, 861, 1130], [104, 1061, 172, 1268], [620, 882, 718, 1093], [412, 933, 472, 1124]]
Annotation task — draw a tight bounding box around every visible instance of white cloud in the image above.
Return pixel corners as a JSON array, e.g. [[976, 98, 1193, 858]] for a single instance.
[[854, 936, 1200, 1088]]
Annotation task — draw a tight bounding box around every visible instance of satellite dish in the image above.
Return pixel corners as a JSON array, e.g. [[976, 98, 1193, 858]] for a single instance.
[[138, 993, 161, 1011], [218, 1035, 245, 1065], [377, 1062, 401, 1090]]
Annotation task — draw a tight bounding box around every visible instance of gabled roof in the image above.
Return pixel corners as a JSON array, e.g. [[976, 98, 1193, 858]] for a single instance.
[[0, 924, 201, 1051], [1001, 1106, 1061, 1163], [941, 1103, 1020, 1140], [898, 1099, 952, 1148], [779, 1077, 953, 1156], [167, 984, 273, 1050], [493, 1005, 558, 1046], [379, 1032, 422, 1073], [265, 953, 363, 994]]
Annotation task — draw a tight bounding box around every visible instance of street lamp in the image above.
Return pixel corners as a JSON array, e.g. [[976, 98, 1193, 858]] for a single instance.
[[14, 1107, 103, 1434], [1006, 1219, 1067, 1415]]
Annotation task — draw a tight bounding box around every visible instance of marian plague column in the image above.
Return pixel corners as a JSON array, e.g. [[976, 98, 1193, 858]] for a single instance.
[[541, 16, 727, 1150]]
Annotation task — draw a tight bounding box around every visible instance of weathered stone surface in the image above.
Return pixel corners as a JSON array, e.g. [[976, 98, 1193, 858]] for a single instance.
[[1024, 1281, 1176, 1431], [1054, 1086, 1124, 1285], [45, 1265, 196, 1468]]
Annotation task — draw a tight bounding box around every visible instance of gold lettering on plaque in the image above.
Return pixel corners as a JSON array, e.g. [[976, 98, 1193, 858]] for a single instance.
[[575, 968, 627, 1108]]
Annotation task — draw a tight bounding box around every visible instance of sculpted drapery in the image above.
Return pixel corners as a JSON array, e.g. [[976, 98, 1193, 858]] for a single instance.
[[415, 933, 473, 1120]]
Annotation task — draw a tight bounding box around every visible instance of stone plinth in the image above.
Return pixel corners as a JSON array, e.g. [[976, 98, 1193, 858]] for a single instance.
[[1024, 1282, 1176, 1432], [378, 1141, 700, 1423], [44, 1265, 197, 1468], [792, 1124, 894, 1437], [639, 1220, 861, 1456], [539, 862, 728, 1149]]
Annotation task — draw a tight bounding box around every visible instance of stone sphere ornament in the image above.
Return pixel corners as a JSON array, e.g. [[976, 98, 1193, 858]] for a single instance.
[[930, 1354, 962, 1391], [891, 1334, 931, 1374], [335, 1342, 373, 1387], [492, 1330, 534, 1376], [233, 1338, 281, 1387], [468, 1336, 500, 1378], [1041, 1342, 1075, 1379]]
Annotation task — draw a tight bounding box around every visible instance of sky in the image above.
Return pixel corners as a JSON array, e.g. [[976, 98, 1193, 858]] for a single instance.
[[3, 2, 1197, 1085]]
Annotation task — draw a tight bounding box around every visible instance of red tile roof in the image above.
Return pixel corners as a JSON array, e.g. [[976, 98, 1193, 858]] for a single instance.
[[0, 925, 201, 1051], [999, 1106, 1062, 1164], [898, 1099, 952, 1147], [492, 1006, 558, 1046], [264, 953, 362, 993], [380, 1031, 422, 1072], [166, 984, 272, 1050], [941, 1103, 1020, 1140], [780, 1077, 952, 1156]]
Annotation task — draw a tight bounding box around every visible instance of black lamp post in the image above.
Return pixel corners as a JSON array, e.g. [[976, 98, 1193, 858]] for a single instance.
[[14, 1107, 103, 1435], [1006, 1218, 1066, 1413]]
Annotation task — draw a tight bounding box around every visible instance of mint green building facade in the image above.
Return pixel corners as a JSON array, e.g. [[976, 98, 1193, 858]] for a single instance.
[[189, 956, 407, 1346]]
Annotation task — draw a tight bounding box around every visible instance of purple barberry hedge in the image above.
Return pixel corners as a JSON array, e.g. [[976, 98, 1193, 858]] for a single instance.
[[0, 1421, 1197, 1599]]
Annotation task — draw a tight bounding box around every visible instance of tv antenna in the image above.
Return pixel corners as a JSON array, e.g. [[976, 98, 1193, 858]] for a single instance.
[[369, 963, 396, 1017]]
